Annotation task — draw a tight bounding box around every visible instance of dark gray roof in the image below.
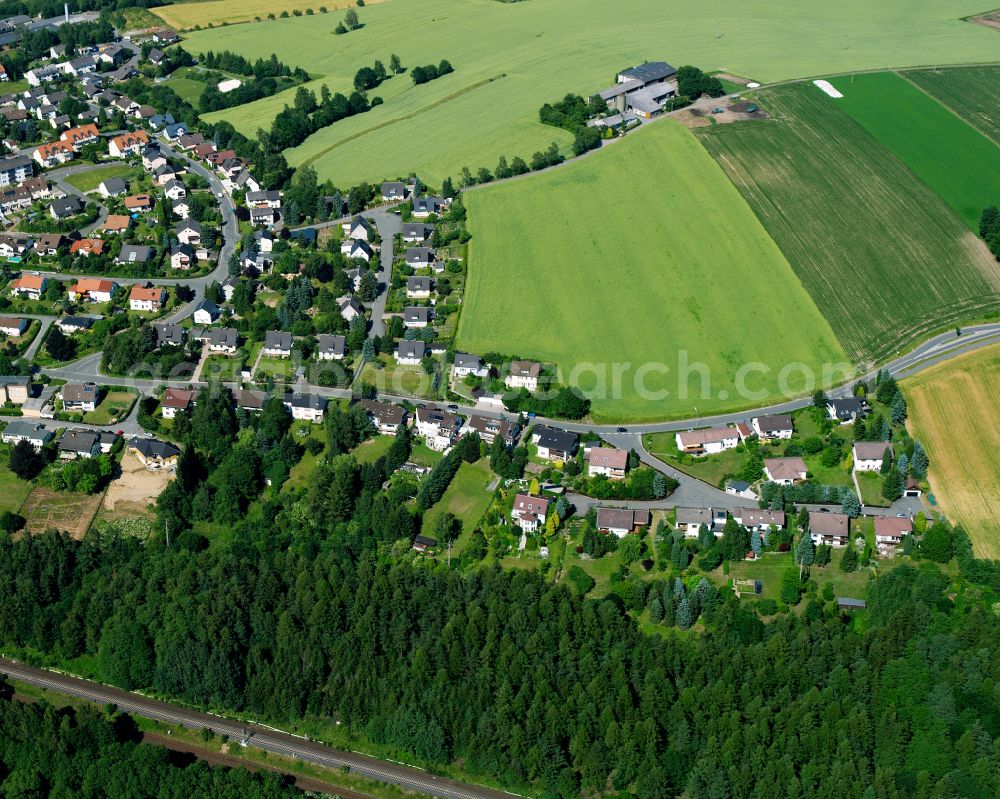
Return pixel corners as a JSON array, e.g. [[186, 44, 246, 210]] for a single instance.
[[397, 339, 425, 359], [404, 306, 430, 323], [264, 330, 292, 350], [453, 352, 482, 369], [50, 196, 83, 218], [405, 246, 434, 264], [209, 327, 238, 347], [407, 276, 432, 291], [154, 323, 185, 346], [533, 425, 577, 453], [317, 334, 346, 355], [618, 61, 677, 85], [130, 436, 180, 460], [101, 177, 127, 194], [283, 392, 328, 411], [118, 244, 151, 263], [59, 429, 98, 453], [3, 421, 52, 443]]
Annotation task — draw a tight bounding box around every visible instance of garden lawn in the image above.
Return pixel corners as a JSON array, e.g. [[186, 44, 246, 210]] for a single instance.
[[902, 343, 1000, 559], [904, 66, 1000, 146], [181, 0, 1000, 186], [82, 391, 136, 425], [63, 165, 141, 193], [459, 120, 846, 422], [856, 471, 888, 508], [722, 553, 874, 602], [643, 433, 749, 488], [0, 462, 34, 515], [420, 459, 494, 542], [352, 435, 393, 464], [360, 356, 439, 399], [699, 83, 1000, 365], [828, 71, 1000, 229]]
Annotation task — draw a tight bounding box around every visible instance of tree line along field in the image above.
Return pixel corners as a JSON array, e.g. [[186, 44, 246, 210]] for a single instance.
[[152, 0, 379, 30], [828, 71, 1000, 230], [902, 343, 1000, 560], [697, 82, 1000, 366], [180, 0, 1000, 187], [904, 65, 1000, 147], [457, 120, 847, 423]]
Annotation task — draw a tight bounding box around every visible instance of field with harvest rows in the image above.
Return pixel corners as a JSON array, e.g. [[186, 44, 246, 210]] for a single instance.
[[904, 65, 1000, 147]]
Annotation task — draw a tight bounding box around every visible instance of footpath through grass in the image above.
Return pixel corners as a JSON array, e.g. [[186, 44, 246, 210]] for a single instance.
[[459, 119, 846, 422], [698, 82, 1000, 365], [902, 343, 1000, 559], [829, 71, 1000, 229]]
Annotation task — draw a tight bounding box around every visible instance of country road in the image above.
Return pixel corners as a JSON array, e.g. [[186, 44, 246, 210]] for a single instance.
[[0, 659, 520, 799]]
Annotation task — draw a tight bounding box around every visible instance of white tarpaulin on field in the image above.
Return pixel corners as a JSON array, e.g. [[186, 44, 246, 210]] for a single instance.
[[813, 79, 843, 98]]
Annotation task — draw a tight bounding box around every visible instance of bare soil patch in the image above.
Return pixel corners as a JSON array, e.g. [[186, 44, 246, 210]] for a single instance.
[[970, 12, 1000, 33], [101, 452, 172, 519], [21, 487, 104, 538]]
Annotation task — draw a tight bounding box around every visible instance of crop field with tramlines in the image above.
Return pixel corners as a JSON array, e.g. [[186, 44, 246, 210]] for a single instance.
[[904, 66, 1000, 146], [903, 343, 1000, 559], [697, 83, 1000, 366]]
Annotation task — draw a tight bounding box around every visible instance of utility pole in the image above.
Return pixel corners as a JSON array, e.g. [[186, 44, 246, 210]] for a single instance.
[[165, 519, 170, 548], [447, 540, 451, 566]]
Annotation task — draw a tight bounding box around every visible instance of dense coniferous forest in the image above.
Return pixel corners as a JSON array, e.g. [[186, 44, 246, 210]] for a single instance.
[[0, 690, 304, 797], [1, 512, 999, 798]]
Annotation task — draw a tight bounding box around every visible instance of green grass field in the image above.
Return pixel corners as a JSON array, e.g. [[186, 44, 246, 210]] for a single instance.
[[904, 66, 1000, 147], [828, 72, 1000, 229], [181, 0, 1000, 186], [421, 459, 494, 539], [458, 120, 846, 422], [163, 67, 209, 106], [698, 83, 1000, 365], [63, 165, 141, 193], [153, 0, 371, 29]]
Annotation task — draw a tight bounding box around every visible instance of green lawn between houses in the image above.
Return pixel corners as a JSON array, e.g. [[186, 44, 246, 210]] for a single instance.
[[828, 71, 1000, 230], [420, 459, 494, 548], [698, 82, 1000, 365], [458, 120, 846, 422], [181, 0, 1000, 186], [63, 165, 142, 194]]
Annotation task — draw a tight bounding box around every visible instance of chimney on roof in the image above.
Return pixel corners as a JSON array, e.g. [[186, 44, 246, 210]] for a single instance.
[[64, 4, 69, 24]]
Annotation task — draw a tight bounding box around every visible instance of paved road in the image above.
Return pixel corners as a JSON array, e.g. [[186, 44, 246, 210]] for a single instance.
[[0, 659, 519, 799], [18, 313, 55, 361], [365, 208, 401, 338]]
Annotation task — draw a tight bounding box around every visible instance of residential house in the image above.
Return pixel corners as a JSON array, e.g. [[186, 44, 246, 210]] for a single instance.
[[207, 327, 238, 353], [597, 508, 651, 537], [406, 276, 432, 299], [49, 195, 83, 219], [147, 48, 165, 66], [412, 535, 436, 552], [342, 215, 373, 240], [56, 316, 93, 335], [412, 195, 445, 218], [511, 494, 549, 533], [108, 129, 149, 158], [0, 316, 27, 336], [129, 436, 181, 470], [874, 516, 912, 550], [141, 144, 166, 171], [163, 178, 185, 200], [452, 352, 488, 379], [853, 441, 893, 472], [809, 512, 851, 548], [0, 155, 32, 186], [171, 198, 189, 219], [587, 447, 629, 479], [160, 388, 194, 419], [164, 122, 188, 140], [725, 479, 757, 501], [34, 140, 75, 167], [263, 330, 293, 357], [102, 214, 132, 235], [153, 322, 184, 347], [68, 278, 116, 302], [403, 306, 431, 329], [233, 389, 267, 413], [69, 239, 105, 257], [401, 222, 432, 243], [96, 176, 129, 199], [751, 414, 794, 440], [282, 392, 328, 423], [360, 399, 406, 434], [59, 123, 99, 149], [505, 360, 541, 392], [246, 189, 281, 209], [676, 507, 714, 536], [58, 429, 101, 459], [316, 334, 346, 360], [531, 426, 578, 461], [395, 339, 425, 365], [380, 181, 407, 201], [192, 300, 220, 325], [0, 233, 31, 256], [732, 508, 785, 532], [124, 193, 153, 213], [221, 276, 239, 302], [460, 415, 519, 447], [415, 407, 463, 451], [100, 44, 127, 66], [675, 426, 739, 456], [764, 457, 808, 485], [170, 242, 194, 270], [341, 238, 372, 261], [1, 420, 52, 450], [10, 274, 47, 300], [339, 297, 363, 322], [116, 243, 151, 266], [405, 247, 435, 268], [61, 382, 98, 412], [0, 375, 30, 404], [233, 169, 259, 193], [128, 284, 165, 311], [249, 206, 277, 227], [176, 219, 201, 245], [178, 132, 204, 150], [828, 397, 868, 423]]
